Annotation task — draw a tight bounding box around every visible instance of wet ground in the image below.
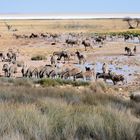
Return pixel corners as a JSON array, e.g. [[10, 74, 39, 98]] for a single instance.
[[74, 61, 136, 84]]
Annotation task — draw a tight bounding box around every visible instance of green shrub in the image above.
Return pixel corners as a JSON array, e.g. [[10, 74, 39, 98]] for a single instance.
[[37, 78, 90, 87], [105, 30, 140, 36], [37, 78, 59, 87], [31, 55, 47, 61]]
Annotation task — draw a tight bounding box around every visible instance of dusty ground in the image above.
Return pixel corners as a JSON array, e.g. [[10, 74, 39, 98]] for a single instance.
[[0, 19, 140, 94]]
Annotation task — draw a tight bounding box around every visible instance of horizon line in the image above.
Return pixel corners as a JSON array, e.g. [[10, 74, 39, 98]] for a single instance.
[[0, 13, 140, 20]]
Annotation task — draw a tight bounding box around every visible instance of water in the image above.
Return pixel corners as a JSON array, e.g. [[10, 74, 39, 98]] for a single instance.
[[75, 62, 136, 83], [127, 37, 140, 43]]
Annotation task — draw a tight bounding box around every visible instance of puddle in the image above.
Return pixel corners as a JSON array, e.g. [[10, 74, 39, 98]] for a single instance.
[[74, 62, 138, 83]]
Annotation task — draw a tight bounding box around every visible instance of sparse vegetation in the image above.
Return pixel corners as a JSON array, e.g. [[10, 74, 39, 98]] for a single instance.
[[95, 30, 140, 37], [134, 18, 140, 28], [123, 17, 135, 29], [123, 17, 140, 29], [31, 55, 47, 61], [38, 78, 90, 87]]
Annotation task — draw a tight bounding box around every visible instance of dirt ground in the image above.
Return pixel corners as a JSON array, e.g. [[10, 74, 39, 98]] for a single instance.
[[0, 19, 140, 95]]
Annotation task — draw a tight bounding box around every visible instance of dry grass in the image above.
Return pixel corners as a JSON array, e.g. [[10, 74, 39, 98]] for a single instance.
[[1, 19, 139, 34], [0, 18, 139, 57], [0, 18, 139, 139], [0, 78, 139, 140]]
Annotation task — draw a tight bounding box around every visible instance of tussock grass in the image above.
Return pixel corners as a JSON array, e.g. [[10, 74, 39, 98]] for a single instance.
[[0, 100, 139, 140], [0, 78, 35, 88], [0, 77, 90, 87], [0, 79, 139, 139]]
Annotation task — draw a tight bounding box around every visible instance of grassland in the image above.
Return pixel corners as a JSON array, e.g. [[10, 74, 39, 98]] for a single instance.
[[0, 18, 140, 139], [0, 18, 140, 34], [0, 78, 138, 140]]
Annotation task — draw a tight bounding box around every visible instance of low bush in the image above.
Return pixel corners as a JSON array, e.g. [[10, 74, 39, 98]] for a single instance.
[[37, 78, 90, 87], [31, 55, 47, 61]]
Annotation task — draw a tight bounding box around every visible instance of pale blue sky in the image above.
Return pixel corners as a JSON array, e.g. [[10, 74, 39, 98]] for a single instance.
[[0, 0, 139, 14]]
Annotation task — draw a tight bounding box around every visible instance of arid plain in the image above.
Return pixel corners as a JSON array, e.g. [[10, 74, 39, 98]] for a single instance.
[[0, 19, 140, 88], [0, 18, 139, 140]]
